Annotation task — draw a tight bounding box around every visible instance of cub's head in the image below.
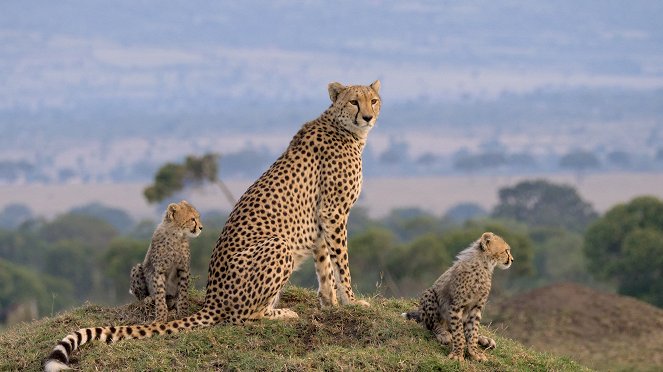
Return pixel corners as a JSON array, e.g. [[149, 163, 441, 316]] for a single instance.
[[479, 232, 513, 270], [164, 200, 203, 238], [328, 80, 381, 138]]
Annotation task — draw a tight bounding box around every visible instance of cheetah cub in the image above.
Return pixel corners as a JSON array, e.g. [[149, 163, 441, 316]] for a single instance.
[[129, 200, 203, 322], [403, 232, 513, 362]]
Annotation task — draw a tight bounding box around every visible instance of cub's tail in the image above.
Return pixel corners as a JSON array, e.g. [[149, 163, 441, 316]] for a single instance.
[[43, 309, 215, 372], [129, 263, 147, 299], [401, 309, 422, 322]]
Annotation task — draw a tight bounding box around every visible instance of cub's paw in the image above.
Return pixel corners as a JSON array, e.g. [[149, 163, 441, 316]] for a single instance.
[[468, 348, 488, 362], [266, 308, 300, 320], [478, 335, 496, 350], [317, 292, 338, 308], [448, 351, 465, 362], [435, 331, 452, 345], [352, 299, 371, 307]]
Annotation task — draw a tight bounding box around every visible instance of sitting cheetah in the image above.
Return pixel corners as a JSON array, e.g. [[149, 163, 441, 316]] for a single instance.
[[129, 200, 203, 322], [44, 80, 382, 371], [403, 232, 513, 362]]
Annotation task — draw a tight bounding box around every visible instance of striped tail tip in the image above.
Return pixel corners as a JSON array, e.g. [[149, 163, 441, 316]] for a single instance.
[[44, 357, 70, 372]]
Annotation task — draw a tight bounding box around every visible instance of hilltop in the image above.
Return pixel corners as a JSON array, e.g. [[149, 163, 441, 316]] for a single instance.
[[0, 287, 585, 371], [487, 283, 663, 371]]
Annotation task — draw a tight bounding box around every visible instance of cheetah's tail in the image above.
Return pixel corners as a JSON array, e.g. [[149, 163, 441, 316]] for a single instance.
[[401, 310, 422, 323], [43, 309, 215, 372]]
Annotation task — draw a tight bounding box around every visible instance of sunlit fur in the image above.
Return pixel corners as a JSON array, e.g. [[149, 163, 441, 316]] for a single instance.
[[129, 200, 203, 322], [403, 232, 513, 362], [43, 81, 381, 371]]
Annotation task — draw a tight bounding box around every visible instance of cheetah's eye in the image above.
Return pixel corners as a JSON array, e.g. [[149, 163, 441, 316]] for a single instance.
[[371, 99, 378, 105], [191, 218, 196, 222], [349, 100, 358, 106]]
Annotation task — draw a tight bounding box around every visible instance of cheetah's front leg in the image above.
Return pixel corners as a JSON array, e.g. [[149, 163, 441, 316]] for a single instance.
[[464, 304, 488, 362], [448, 305, 466, 361], [175, 267, 190, 318], [148, 270, 168, 322], [321, 210, 368, 307], [313, 241, 338, 307]]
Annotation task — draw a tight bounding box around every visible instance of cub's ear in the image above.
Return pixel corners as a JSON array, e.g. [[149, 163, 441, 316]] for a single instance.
[[479, 232, 494, 250], [166, 203, 179, 221], [179, 200, 192, 208], [370, 80, 381, 93], [328, 82, 346, 103]]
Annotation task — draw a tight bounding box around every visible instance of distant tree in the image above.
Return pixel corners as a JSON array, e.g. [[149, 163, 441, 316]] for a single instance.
[[619, 228, 663, 306], [347, 206, 376, 237], [0, 228, 49, 268], [38, 213, 119, 250], [70, 203, 135, 233], [453, 152, 506, 172], [0, 258, 47, 321], [0, 258, 74, 321], [44, 240, 100, 301], [0, 160, 33, 183], [416, 153, 438, 167], [584, 196, 663, 306], [348, 227, 401, 296], [379, 207, 446, 242], [506, 152, 536, 168], [103, 238, 149, 302], [379, 139, 410, 165], [606, 151, 631, 168], [0, 203, 33, 230], [444, 203, 487, 223], [128, 219, 157, 240], [144, 153, 235, 206], [387, 233, 451, 295], [492, 180, 598, 232], [559, 150, 600, 178], [528, 227, 592, 286], [656, 148, 663, 162], [221, 146, 274, 179]]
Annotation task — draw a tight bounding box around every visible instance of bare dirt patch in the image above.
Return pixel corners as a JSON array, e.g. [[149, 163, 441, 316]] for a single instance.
[[486, 283, 663, 371]]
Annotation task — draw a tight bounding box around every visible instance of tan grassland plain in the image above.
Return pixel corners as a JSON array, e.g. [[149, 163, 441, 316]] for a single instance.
[[1, 172, 662, 220]]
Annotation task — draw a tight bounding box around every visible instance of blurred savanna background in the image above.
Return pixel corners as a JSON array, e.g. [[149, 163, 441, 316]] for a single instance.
[[1, 1, 663, 370]]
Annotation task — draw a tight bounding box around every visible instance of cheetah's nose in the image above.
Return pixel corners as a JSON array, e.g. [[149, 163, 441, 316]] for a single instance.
[[362, 115, 373, 122]]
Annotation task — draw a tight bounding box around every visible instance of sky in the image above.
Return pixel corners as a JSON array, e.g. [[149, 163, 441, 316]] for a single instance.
[[1, 0, 663, 218]]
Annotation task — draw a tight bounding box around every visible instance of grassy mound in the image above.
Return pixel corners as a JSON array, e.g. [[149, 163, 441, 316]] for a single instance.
[[0, 287, 586, 371], [487, 283, 663, 371]]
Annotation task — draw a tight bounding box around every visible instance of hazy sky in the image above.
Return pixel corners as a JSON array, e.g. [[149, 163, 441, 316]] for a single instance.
[[2, 0, 662, 110]]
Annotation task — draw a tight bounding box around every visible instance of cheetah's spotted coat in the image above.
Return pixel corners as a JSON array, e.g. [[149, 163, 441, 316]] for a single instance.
[[44, 80, 382, 371], [403, 232, 513, 362]]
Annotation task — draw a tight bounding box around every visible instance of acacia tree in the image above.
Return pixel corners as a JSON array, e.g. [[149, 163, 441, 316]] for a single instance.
[[584, 196, 663, 306], [492, 180, 598, 232], [143, 153, 235, 206]]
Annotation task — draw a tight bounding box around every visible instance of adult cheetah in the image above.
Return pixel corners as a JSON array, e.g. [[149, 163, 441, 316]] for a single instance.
[[44, 80, 382, 371]]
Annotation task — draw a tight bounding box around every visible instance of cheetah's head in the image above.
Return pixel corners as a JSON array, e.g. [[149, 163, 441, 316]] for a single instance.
[[165, 200, 203, 238], [328, 80, 381, 138], [479, 232, 513, 270]]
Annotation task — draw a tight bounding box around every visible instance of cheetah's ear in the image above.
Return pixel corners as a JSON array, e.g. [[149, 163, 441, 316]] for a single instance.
[[328, 82, 346, 103], [166, 203, 179, 221], [480, 232, 493, 250], [179, 200, 192, 208], [370, 80, 381, 94]]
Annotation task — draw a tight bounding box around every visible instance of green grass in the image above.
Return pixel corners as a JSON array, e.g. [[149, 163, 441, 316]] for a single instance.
[[0, 287, 588, 371]]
